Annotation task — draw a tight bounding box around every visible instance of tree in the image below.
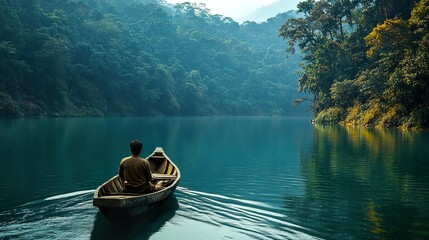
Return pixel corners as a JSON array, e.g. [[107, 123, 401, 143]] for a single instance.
[[0, 0, 306, 117], [280, 0, 428, 127]]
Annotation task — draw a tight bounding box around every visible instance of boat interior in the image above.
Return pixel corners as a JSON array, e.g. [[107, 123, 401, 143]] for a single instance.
[[96, 150, 178, 197]]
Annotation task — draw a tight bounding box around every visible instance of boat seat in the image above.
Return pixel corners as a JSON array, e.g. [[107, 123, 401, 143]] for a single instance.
[[152, 173, 177, 180], [105, 192, 142, 196]]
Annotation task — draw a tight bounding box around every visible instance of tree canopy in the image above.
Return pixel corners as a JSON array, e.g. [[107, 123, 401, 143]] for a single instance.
[[280, 0, 429, 128], [0, 0, 307, 117]]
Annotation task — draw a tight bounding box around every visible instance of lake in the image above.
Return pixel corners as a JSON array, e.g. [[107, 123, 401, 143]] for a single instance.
[[0, 117, 428, 239]]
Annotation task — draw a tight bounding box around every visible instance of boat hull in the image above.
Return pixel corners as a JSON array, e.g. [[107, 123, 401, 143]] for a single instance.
[[96, 185, 178, 219], [93, 147, 180, 220]]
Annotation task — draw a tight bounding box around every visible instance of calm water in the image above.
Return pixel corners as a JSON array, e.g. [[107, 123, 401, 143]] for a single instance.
[[0, 117, 428, 239]]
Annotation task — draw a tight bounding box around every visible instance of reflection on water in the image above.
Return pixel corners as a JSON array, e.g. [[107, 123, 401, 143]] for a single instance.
[[288, 125, 429, 239], [91, 196, 179, 240], [0, 117, 428, 239], [0, 187, 318, 240], [0, 191, 179, 240]]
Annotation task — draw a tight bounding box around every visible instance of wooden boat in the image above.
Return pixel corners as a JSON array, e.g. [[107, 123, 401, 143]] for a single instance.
[[93, 147, 181, 220]]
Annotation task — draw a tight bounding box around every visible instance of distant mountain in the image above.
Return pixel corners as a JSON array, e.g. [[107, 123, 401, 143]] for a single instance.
[[0, 0, 309, 117], [240, 0, 301, 23]]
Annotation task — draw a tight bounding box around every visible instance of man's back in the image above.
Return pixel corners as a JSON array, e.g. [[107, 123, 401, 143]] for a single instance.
[[119, 156, 154, 193]]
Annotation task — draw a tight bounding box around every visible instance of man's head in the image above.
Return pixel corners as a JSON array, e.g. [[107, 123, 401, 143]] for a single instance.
[[130, 140, 143, 156]]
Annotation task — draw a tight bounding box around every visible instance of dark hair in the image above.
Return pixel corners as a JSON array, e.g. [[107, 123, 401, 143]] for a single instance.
[[130, 140, 143, 155]]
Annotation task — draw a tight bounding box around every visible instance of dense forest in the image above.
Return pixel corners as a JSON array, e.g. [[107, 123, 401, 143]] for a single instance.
[[280, 0, 429, 128], [0, 0, 307, 117]]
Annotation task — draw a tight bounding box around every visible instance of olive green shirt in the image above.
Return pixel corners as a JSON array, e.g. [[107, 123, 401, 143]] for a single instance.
[[118, 156, 155, 193]]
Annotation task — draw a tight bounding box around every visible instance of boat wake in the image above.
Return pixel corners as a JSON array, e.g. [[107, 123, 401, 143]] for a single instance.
[[174, 187, 320, 240], [1, 188, 321, 239], [0, 190, 96, 239], [44, 189, 94, 201]]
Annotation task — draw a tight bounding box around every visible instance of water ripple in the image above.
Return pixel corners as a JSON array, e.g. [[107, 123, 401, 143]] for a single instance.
[[0, 190, 96, 239], [175, 187, 320, 240], [0, 188, 323, 239], [44, 190, 94, 201]]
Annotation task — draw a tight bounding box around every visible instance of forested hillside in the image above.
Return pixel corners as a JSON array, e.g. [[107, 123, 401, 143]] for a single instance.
[[0, 0, 306, 117], [280, 0, 429, 128]]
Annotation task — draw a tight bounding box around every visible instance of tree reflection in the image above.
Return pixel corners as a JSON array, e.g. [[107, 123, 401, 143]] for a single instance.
[[285, 125, 429, 239]]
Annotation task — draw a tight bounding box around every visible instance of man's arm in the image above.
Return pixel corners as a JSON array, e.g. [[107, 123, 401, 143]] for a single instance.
[[119, 159, 125, 181], [144, 159, 153, 181]]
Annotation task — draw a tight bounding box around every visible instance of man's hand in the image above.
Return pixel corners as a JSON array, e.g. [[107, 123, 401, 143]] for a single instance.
[[154, 181, 165, 191]]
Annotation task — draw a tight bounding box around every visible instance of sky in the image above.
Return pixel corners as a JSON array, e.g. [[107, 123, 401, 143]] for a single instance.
[[165, 0, 301, 22]]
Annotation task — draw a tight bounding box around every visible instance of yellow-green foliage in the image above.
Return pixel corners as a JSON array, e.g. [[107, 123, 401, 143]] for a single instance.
[[315, 107, 344, 124], [280, 0, 428, 129], [409, 0, 429, 26], [343, 101, 406, 128], [343, 103, 419, 128], [360, 99, 382, 126], [365, 19, 409, 57], [343, 101, 390, 127], [378, 105, 402, 128], [344, 104, 361, 125]]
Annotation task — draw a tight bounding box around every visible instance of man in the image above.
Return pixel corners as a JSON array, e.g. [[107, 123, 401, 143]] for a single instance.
[[119, 140, 162, 193]]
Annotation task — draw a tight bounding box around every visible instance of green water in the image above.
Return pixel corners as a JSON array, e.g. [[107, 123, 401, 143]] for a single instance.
[[0, 117, 428, 239]]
